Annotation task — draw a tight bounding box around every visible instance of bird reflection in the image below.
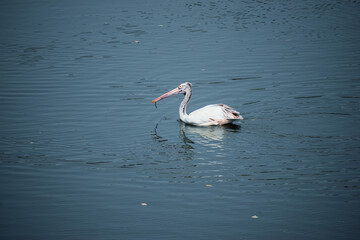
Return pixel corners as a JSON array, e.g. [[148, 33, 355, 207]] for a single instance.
[[179, 121, 240, 148], [152, 121, 240, 147], [150, 121, 241, 183], [151, 122, 194, 157]]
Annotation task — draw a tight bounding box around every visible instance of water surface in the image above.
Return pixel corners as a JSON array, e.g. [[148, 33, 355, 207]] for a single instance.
[[1, 0, 360, 239]]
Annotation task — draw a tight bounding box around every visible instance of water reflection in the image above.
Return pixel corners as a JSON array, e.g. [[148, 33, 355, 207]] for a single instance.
[[179, 121, 240, 149], [152, 121, 241, 148], [147, 121, 242, 182], [150, 122, 195, 161], [148, 122, 196, 182]]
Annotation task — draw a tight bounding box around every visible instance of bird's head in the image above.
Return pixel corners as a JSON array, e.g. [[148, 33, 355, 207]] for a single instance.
[[151, 82, 192, 103], [178, 82, 192, 94]]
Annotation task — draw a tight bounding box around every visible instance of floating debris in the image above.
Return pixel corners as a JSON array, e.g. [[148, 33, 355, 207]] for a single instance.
[[206, 184, 213, 187], [251, 215, 258, 219], [141, 203, 148, 206]]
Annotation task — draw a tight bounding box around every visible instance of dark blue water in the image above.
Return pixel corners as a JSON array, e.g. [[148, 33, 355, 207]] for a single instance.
[[1, 0, 360, 239]]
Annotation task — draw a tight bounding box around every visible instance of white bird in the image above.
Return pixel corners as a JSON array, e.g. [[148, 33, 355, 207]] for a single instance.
[[151, 82, 243, 126]]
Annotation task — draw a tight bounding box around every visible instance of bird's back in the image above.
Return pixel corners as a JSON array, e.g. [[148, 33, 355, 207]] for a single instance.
[[186, 104, 242, 125]]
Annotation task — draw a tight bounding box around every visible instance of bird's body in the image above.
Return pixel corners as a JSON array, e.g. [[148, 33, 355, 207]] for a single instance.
[[151, 82, 243, 126], [182, 104, 241, 126]]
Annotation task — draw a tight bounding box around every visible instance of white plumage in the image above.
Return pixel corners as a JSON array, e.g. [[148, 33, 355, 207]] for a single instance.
[[151, 82, 243, 126], [183, 104, 242, 126]]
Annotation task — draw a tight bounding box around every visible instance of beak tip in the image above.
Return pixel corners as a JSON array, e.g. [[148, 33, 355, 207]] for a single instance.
[[151, 88, 179, 104]]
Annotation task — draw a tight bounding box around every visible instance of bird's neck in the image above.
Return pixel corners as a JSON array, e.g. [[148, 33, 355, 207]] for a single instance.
[[179, 89, 191, 121]]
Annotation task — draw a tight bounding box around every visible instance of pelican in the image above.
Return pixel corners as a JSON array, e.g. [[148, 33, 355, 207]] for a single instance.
[[151, 82, 243, 126]]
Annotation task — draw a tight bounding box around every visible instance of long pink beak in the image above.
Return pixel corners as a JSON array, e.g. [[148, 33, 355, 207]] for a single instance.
[[151, 88, 181, 103]]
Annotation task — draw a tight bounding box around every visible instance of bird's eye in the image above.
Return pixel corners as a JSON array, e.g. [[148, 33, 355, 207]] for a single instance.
[[178, 85, 182, 89]]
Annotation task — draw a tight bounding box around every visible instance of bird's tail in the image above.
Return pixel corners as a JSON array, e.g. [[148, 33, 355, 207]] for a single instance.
[[220, 104, 244, 120]]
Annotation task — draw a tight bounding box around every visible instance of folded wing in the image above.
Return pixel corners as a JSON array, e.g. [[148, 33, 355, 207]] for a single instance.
[[186, 104, 243, 126]]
